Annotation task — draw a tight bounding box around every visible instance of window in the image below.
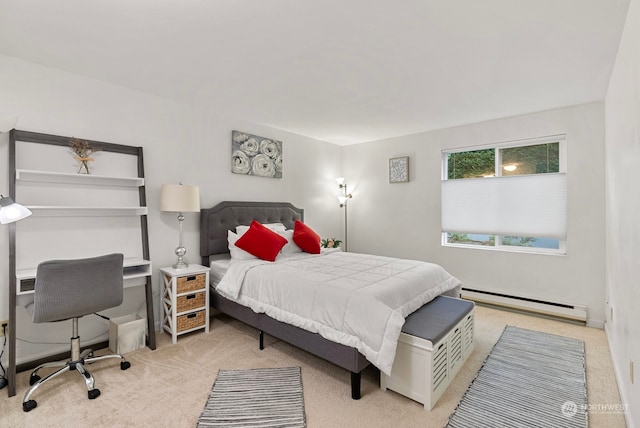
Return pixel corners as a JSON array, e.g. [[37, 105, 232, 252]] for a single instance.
[[441, 136, 566, 254]]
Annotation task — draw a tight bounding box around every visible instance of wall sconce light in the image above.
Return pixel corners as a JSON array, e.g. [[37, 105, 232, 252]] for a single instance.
[[0, 195, 32, 224], [160, 183, 200, 269], [336, 178, 353, 251]]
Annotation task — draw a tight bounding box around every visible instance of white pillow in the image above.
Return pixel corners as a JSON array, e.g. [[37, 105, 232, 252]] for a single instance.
[[227, 230, 258, 260], [279, 230, 303, 253], [235, 222, 287, 236]]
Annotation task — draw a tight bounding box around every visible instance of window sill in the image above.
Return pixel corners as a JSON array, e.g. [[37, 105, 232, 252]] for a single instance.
[[442, 242, 566, 256]]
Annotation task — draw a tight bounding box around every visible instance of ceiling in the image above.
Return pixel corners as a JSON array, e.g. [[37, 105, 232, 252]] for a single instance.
[[0, 0, 630, 145]]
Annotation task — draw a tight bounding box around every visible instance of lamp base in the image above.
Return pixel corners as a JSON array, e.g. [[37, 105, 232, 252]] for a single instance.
[[173, 245, 188, 269], [173, 261, 189, 269]]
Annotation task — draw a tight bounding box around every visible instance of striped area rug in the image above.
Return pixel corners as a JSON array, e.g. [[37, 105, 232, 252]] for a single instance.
[[447, 326, 587, 428], [197, 366, 306, 428]]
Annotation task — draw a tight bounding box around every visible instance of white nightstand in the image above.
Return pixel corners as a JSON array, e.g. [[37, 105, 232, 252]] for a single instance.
[[160, 264, 210, 344]]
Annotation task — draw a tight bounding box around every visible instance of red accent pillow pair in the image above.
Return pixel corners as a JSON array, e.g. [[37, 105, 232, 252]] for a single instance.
[[234, 220, 288, 262], [234, 219, 322, 261]]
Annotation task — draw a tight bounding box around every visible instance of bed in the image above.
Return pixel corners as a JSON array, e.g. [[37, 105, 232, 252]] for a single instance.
[[200, 201, 461, 399]]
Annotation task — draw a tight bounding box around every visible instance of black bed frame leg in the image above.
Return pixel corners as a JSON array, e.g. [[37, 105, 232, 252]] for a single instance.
[[259, 330, 264, 350], [351, 371, 361, 400]]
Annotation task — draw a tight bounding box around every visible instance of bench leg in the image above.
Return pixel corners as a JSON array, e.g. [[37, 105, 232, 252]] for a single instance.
[[351, 371, 361, 400]]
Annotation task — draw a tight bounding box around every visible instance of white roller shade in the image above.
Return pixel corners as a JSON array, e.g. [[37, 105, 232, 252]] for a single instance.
[[441, 173, 567, 239]]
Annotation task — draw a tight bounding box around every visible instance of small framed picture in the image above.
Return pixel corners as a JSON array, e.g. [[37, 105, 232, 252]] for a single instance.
[[389, 156, 409, 183]]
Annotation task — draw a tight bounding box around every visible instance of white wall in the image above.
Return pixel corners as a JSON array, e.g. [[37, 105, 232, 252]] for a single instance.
[[343, 102, 606, 325], [0, 55, 342, 362], [605, 0, 640, 424]]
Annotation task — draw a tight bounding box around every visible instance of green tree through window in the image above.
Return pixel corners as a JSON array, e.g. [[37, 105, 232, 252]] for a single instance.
[[501, 143, 559, 176], [447, 149, 494, 179]]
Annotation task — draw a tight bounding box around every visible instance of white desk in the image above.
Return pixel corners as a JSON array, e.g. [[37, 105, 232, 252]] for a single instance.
[[16, 258, 152, 294]]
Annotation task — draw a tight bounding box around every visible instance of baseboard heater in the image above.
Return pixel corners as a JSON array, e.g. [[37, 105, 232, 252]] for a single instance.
[[460, 288, 587, 323]]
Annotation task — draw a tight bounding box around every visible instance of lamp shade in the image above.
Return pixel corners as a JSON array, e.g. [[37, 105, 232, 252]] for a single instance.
[[0, 195, 32, 224], [160, 184, 200, 213]]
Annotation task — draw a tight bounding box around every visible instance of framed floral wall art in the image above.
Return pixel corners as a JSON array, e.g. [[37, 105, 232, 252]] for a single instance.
[[389, 156, 409, 183], [231, 130, 283, 178]]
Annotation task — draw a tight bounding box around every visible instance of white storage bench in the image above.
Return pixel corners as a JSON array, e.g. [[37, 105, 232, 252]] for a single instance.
[[381, 296, 475, 410]]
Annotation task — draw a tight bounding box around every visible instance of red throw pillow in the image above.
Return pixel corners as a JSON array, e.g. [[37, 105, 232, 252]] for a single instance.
[[293, 220, 321, 254], [235, 220, 288, 262]]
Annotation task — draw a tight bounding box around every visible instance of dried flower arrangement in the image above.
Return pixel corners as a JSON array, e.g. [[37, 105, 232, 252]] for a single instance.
[[69, 137, 101, 174]]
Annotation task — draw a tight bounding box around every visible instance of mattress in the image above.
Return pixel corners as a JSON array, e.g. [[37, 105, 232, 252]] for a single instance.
[[210, 258, 230, 287]]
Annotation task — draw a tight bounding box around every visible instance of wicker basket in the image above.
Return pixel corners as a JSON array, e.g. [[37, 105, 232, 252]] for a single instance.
[[176, 273, 206, 293], [176, 310, 206, 332], [176, 291, 205, 313]]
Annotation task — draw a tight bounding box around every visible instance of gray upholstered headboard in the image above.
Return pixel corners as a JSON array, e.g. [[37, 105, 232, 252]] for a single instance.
[[200, 201, 304, 266]]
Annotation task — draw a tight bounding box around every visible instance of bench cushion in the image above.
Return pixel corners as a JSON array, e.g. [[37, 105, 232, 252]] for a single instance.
[[402, 296, 474, 344]]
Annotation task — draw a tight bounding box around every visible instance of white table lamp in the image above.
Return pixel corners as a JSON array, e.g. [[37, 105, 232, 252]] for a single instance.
[[160, 184, 200, 269]]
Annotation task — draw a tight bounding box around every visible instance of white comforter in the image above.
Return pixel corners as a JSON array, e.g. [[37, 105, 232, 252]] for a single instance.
[[216, 250, 461, 375]]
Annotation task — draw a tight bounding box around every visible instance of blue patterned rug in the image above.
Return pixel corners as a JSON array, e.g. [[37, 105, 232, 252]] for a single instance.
[[447, 326, 587, 427], [197, 366, 306, 428]]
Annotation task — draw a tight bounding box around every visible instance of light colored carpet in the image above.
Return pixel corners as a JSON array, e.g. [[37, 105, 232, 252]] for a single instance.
[[0, 305, 627, 427]]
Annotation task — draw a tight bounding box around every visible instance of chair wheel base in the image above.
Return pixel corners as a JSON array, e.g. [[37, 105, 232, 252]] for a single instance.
[[88, 389, 101, 400], [23, 400, 37, 412], [29, 374, 41, 386], [120, 361, 131, 370]]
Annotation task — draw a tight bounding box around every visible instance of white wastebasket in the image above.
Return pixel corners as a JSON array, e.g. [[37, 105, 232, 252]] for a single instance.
[[109, 314, 146, 354]]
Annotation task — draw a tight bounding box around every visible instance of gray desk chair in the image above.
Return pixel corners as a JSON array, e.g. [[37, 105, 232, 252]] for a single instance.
[[22, 253, 131, 412]]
